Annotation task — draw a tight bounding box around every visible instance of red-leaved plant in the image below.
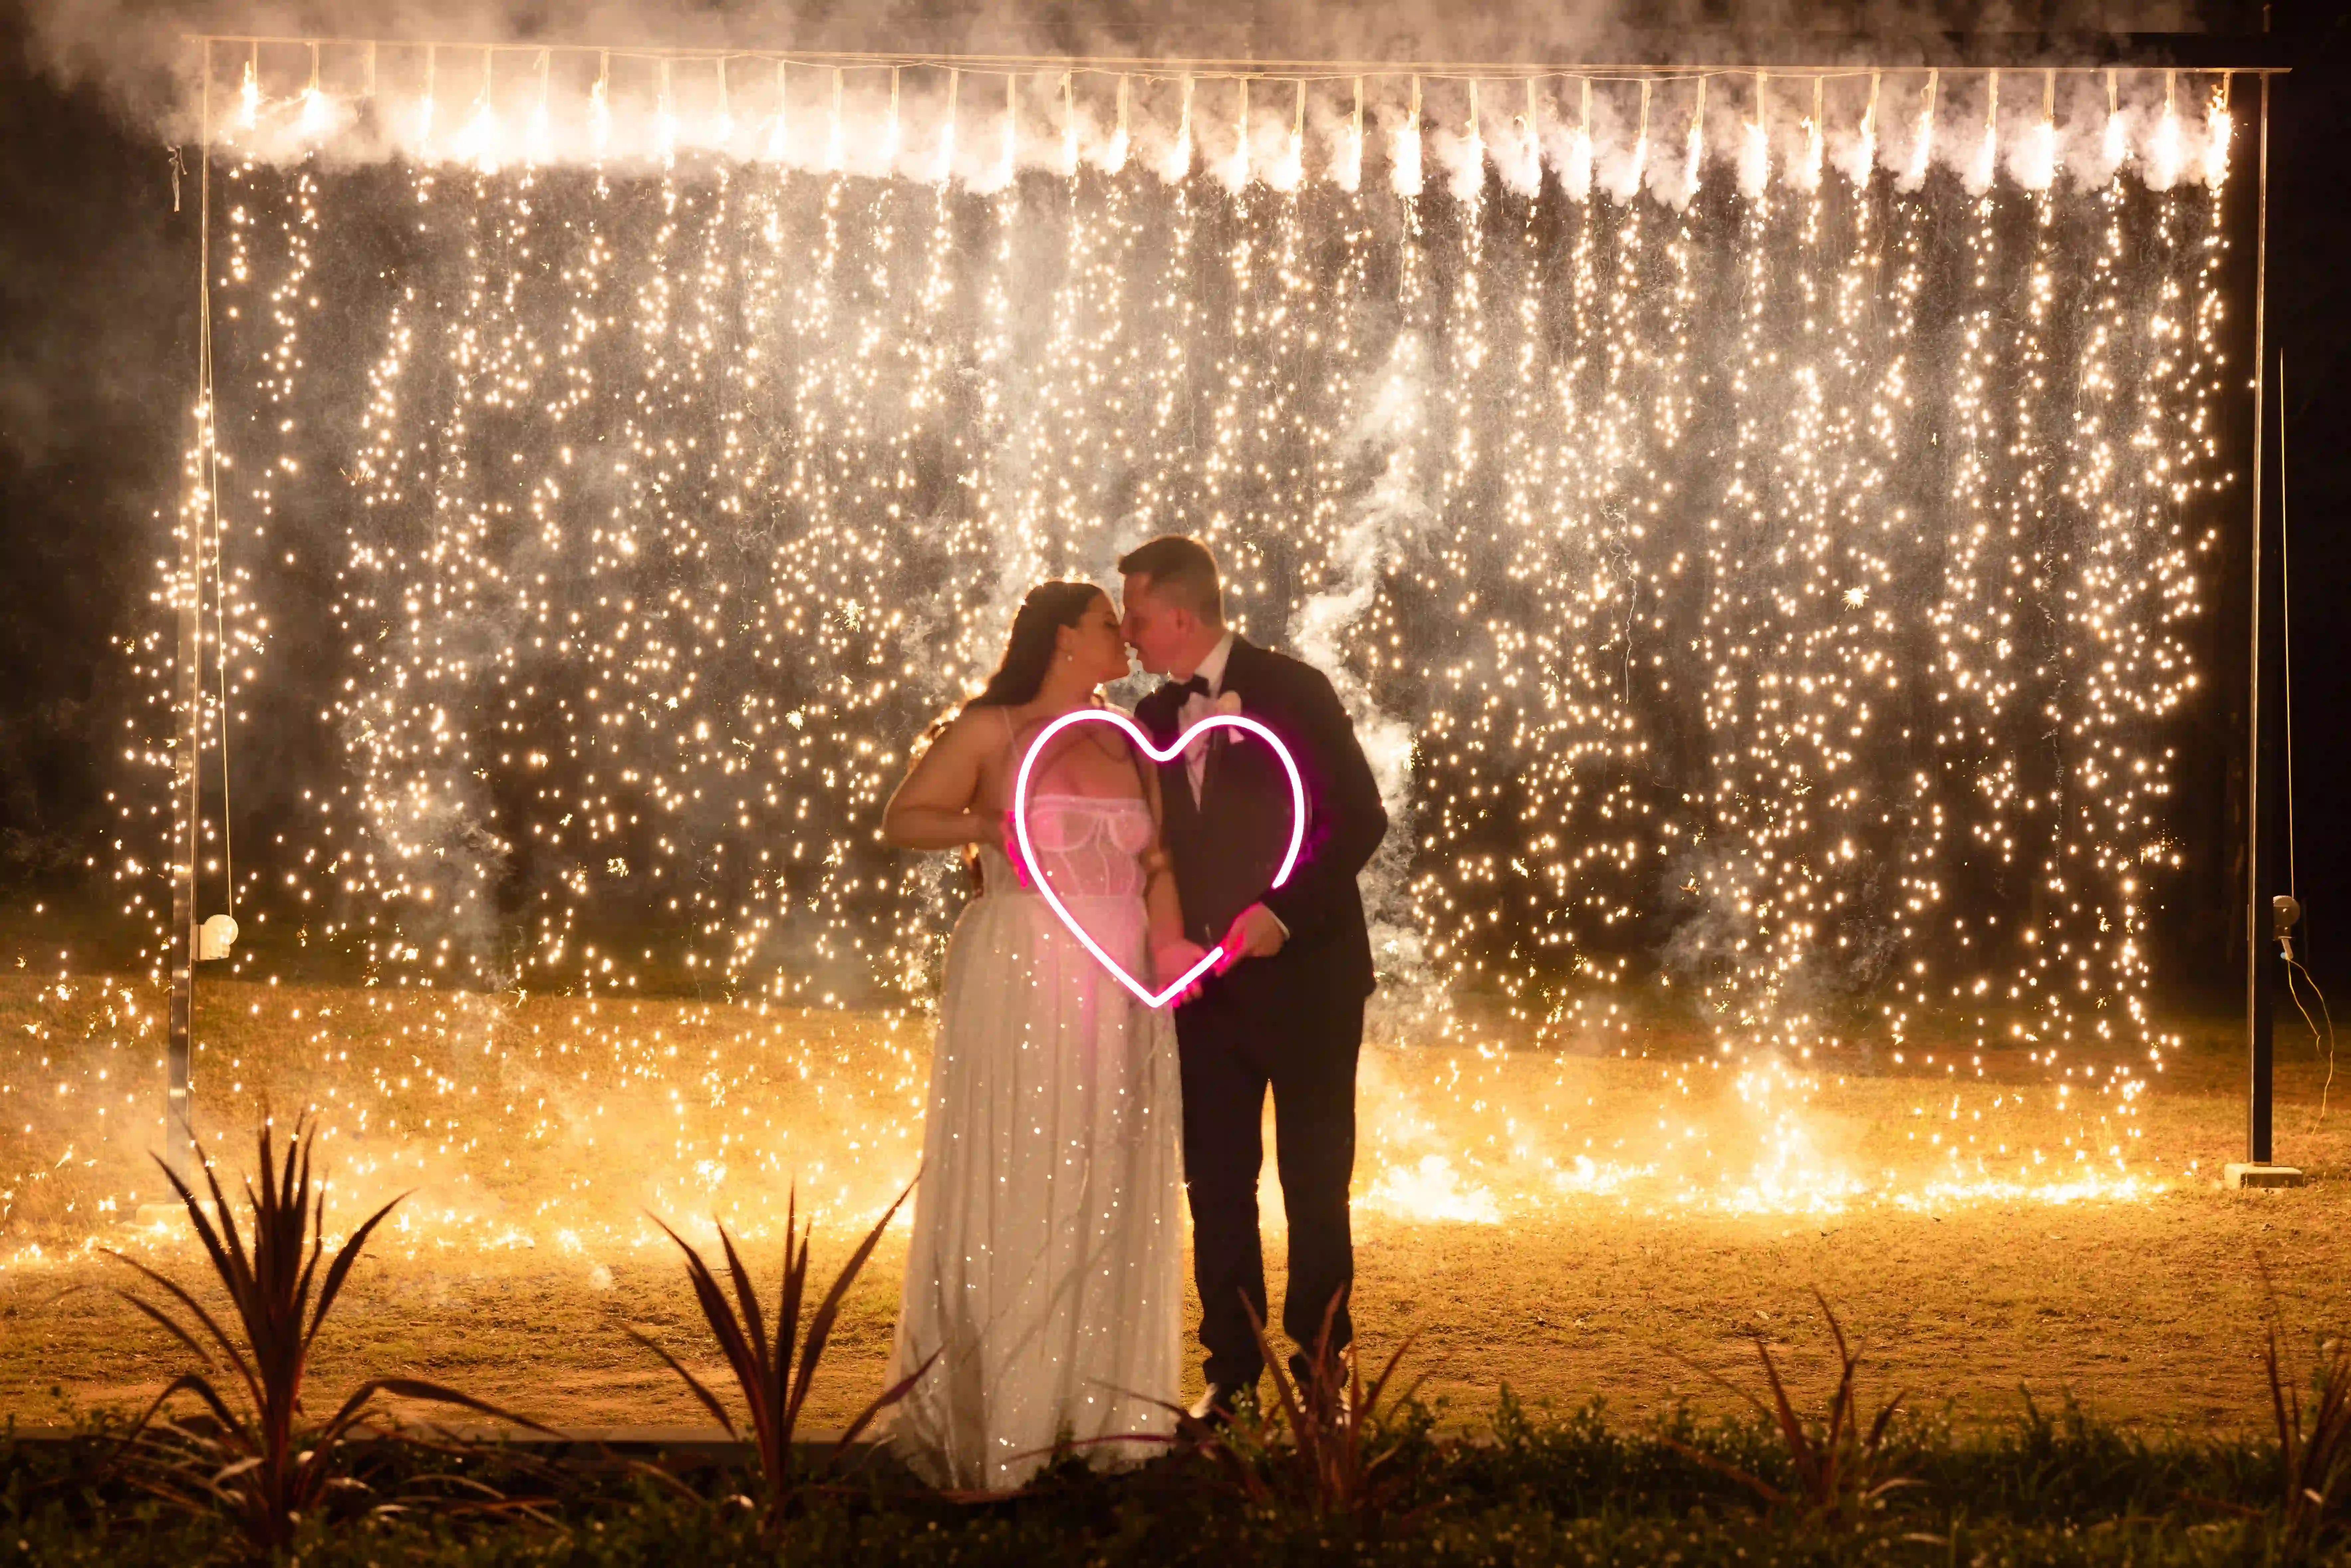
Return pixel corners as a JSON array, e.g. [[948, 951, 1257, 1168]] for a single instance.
[[104, 1116, 552, 1554], [1175, 1296, 1429, 1533], [631, 1178, 933, 1521], [1664, 1290, 1913, 1526]]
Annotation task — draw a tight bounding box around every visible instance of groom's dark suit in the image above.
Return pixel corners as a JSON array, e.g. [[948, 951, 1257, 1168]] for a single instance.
[[1136, 635, 1387, 1391]]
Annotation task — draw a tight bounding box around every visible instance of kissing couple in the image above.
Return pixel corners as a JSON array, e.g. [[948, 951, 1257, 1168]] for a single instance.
[[878, 535, 1388, 1491]]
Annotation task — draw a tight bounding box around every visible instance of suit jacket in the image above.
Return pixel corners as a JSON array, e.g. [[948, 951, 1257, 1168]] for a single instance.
[[1135, 636, 1388, 1008]]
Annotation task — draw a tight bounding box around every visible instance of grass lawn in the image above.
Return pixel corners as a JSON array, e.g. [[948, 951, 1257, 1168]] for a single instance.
[[0, 947, 2343, 1441]]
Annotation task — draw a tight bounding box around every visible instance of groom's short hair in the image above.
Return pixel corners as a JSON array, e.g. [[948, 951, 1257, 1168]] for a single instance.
[[1118, 536, 1223, 625]]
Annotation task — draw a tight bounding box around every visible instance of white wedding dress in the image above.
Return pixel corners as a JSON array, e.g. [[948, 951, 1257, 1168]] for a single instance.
[[887, 794, 1184, 1492]]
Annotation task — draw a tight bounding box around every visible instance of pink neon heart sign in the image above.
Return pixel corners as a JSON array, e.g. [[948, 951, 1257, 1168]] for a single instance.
[[1012, 707, 1307, 1009]]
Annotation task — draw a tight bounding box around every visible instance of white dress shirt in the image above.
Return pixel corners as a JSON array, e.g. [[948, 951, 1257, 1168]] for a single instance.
[[1177, 629, 1238, 806], [1175, 630, 1287, 941]]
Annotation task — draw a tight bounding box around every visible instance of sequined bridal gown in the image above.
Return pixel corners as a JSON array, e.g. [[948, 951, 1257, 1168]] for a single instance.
[[887, 793, 1184, 1492]]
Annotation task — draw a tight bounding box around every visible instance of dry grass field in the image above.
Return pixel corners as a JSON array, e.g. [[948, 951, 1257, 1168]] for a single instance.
[[0, 949, 2345, 1440]]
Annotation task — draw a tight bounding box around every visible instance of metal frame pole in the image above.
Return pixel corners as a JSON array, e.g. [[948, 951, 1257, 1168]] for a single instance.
[[2244, 69, 2279, 1167], [165, 43, 210, 1184]]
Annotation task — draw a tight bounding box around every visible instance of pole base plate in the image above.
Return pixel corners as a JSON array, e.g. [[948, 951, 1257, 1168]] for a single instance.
[[2225, 1162, 2307, 1190]]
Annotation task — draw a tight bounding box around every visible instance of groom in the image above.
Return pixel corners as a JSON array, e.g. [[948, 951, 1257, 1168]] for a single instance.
[[1119, 535, 1388, 1420]]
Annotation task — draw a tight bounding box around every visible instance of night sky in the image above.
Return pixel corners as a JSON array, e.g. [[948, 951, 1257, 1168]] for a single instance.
[[0, 2, 2344, 1011]]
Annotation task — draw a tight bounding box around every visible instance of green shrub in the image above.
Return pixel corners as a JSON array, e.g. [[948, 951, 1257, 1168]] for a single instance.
[[0, 1389, 2315, 1567]]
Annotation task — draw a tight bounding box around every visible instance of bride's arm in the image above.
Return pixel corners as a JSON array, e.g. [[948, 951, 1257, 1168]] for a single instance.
[[1137, 754, 1209, 997], [881, 714, 995, 851], [1140, 764, 1185, 949]]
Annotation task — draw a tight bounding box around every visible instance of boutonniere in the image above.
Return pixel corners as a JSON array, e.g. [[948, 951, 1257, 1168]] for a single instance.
[[1213, 691, 1243, 718]]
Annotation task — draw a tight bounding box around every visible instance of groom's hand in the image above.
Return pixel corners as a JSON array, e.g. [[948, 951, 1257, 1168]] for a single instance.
[[1154, 939, 1212, 1006], [1214, 904, 1287, 974]]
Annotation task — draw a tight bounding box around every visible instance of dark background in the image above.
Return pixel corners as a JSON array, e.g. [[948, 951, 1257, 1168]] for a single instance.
[[0, 1, 2344, 990]]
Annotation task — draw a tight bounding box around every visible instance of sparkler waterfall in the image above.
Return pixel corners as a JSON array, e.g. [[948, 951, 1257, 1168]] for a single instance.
[[59, 65, 2248, 1245]]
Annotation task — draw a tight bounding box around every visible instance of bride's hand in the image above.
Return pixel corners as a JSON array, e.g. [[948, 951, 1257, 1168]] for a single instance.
[[1153, 939, 1212, 1006]]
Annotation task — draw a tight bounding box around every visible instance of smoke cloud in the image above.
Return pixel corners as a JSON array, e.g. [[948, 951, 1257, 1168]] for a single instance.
[[14, 1, 2243, 197]]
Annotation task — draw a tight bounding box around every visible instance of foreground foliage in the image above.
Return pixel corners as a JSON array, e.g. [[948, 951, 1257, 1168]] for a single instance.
[[0, 1389, 2332, 1567], [1663, 1289, 1911, 1526], [98, 1120, 549, 1555], [631, 1180, 931, 1527]]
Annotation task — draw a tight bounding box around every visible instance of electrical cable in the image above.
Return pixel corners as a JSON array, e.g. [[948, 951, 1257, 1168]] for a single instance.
[[2285, 955, 2336, 1125]]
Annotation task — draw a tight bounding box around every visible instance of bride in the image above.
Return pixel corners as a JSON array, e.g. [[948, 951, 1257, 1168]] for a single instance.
[[880, 581, 1196, 1491]]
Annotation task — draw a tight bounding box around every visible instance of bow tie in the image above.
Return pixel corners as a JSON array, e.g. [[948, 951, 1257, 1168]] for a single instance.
[[1174, 675, 1212, 699]]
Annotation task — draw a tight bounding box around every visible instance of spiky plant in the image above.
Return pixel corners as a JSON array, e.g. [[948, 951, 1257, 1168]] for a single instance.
[[1665, 1289, 1912, 1526], [2261, 1266, 2351, 1546], [631, 1178, 932, 1519], [1181, 1295, 1427, 1531], [104, 1116, 550, 1555]]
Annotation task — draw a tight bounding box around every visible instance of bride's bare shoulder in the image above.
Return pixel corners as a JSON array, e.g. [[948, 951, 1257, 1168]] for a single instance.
[[920, 705, 1008, 759]]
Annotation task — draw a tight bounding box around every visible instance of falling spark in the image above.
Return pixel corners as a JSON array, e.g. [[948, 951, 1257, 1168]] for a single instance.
[[1227, 77, 1251, 188], [457, 50, 497, 172], [1060, 71, 1079, 178], [1685, 74, 1707, 196], [1270, 78, 1305, 191], [1610, 78, 1649, 201], [1507, 75, 1542, 196], [240, 48, 259, 130], [713, 57, 735, 152], [1564, 76, 1593, 199], [1338, 76, 1363, 191], [1615, 78, 1651, 201], [1458, 78, 1486, 202], [1392, 75, 1422, 196], [417, 45, 436, 147], [996, 71, 1016, 188], [1163, 75, 1193, 183], [656, 60, 678, 164], [825, 67, 844, 173], [591, 53, 612, 157], [1966, 70, 1998, 194], [2150, 69, 2181, 189], [932, 68, 957, 183], [1850, 70, 1876, 187], [526, 50, 551, 163], [2205, 78, 2232, 188], [1102, 75, 1130, 174], [2103, 69, 2127, 173], [764, 58, 787, 163], [2015, 69, 2056, 191], [1739, 70, 1768, 196], [1797, 74, 1824, 190], [297, 43, 329, 137], [1906, 68, 1938, 187]]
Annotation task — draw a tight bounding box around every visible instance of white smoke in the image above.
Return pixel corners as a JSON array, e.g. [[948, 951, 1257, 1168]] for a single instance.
[[1287, 331, 1440, 987]]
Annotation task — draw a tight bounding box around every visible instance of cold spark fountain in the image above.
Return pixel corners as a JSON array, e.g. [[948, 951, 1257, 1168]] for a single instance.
[[2, 50, 2254, 1262]]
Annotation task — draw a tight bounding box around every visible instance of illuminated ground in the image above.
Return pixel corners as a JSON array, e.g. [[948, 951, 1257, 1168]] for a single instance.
[[0, 966, 2342, 1436]]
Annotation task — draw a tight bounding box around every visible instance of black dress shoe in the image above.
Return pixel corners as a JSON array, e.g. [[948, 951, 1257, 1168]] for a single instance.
[[1288, 1352, 1355, 1420], [1187, 1382, 1254, 1429]]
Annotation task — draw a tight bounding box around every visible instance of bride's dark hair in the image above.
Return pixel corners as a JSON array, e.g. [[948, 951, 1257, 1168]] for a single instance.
[[964, 581, 1107, 711]]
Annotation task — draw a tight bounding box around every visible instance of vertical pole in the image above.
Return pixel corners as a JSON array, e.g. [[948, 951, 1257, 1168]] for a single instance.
[[2245, 71, 2277, 1166], [166, 43, 209, 1183]]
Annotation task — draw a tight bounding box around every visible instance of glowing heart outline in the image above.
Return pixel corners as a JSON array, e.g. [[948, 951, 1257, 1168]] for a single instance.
[[1012, 707, 1307, 1009]]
